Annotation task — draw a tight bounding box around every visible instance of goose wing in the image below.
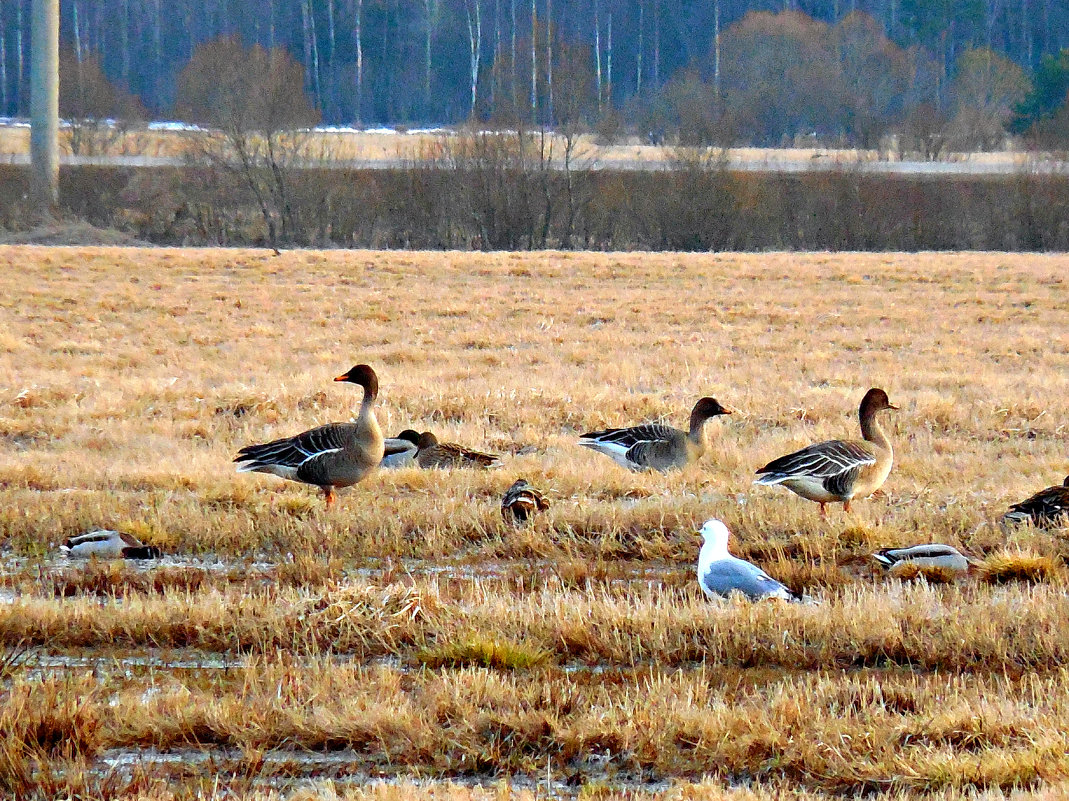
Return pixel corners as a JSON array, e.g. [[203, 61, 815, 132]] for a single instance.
[[579, 423, 680, 449], [755, 439, 875, 483], [1006, 485, 1069, 524], [235, 423, 350, 473]]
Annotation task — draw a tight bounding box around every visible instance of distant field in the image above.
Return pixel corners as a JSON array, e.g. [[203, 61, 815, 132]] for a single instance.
[[0, 121, 1039, 168], [0, 247, 1067, 798]]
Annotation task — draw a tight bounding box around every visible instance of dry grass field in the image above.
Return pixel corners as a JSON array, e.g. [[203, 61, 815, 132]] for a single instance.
[[0, 247, 1067, 799], [0, 122, 1037, 167]]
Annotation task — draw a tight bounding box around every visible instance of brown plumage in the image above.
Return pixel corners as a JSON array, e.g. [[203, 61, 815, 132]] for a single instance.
[[501, 479, 550, 524], [414, 431, 501, 469], [754, 388, 897, 516], [234, 364, 385, 507], [578, 397, 735, 472], [1004, 476, 1069, 528]]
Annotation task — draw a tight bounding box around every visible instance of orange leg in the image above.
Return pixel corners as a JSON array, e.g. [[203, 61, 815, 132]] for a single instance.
[[322, 486, 336, 507], [844, 499, 853, 513], [819, 502, 827, 518]]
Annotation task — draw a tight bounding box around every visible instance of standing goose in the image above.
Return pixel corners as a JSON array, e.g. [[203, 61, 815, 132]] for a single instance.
[[380, 429, 421, 469], [414, 431, 501, 469], [578, 397, 735, 472], [754, 388, 897, 516], [1003, 476, 1069, 528], [696, 519, 800, 601], [234, 364, 385, 507], [501, 478, 550, 524]]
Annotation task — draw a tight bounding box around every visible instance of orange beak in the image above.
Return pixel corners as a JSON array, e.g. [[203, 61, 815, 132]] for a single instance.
[[334, 373, 348, 382], [720, 405, 736, 414]]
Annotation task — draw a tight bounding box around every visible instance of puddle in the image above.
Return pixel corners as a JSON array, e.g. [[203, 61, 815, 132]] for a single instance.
[[97, 747, 674, 798]]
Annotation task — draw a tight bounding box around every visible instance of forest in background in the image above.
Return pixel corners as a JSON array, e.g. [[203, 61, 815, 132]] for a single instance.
[[1, 0, 1068, 148]]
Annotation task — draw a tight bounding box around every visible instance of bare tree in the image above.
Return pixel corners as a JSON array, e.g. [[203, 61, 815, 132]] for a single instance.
[[175, 36, 320, 247], [59, 48, 145, 156]]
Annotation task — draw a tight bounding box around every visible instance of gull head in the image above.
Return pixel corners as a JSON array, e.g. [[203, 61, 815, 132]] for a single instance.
[[698, 518, 732, 550]]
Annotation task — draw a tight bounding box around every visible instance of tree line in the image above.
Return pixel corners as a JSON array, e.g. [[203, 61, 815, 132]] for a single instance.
[[0, 0, 1067, 148]]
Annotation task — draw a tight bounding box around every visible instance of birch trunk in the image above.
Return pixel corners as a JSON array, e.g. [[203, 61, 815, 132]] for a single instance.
[[354, 0, 363, 123], [466, 0, 482, 117]]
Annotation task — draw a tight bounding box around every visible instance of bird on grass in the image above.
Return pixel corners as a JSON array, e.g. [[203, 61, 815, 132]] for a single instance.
[[872, 544, 972, 574], [380, 429, 421, 469], [413, 431, 500, 469], [754, 388, 897, 516], [501, 479, 550, 524], [1003, 476, 1069, 529], [60, 530, 161, 560], [578, 397, 735, 472], [234, 364, 385, 507], [696, 519, 801, 602]]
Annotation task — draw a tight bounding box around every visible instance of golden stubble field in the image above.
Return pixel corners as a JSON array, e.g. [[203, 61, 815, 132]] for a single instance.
[[0, 246, 1067, 800]]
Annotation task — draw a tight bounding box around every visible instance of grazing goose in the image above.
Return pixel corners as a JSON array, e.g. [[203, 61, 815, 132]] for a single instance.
[[755, 388, 897, 516], [696, 519, 800, 601], [380, 429, 421, 469], [60, 530, 161, 560], [578, 397, 735, 472], [234, 364, 385, 507], [1003, 476, 1069, 528], [872, 544, 972, 574], [414, 432, 501, 469], [501, 479, 550, 524]]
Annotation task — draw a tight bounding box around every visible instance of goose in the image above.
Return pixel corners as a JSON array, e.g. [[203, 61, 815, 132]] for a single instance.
[[60, 530, 161, 560], [872, 544, 972, 574], [1003, 476, 1069, 528], [755, 388, 897, 516], [578, 397, 735, 472], [414, 431, 500, 469], [234, 364, 385, 506], [501, 478, 550, 523], [696, 519, 800, 601], [380, 429, 421, 469]]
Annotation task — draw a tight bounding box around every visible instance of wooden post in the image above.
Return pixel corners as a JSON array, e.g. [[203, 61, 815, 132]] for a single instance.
[[30, 0, 60, 212]]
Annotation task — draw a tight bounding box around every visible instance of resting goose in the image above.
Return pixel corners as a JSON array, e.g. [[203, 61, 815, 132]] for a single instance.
[[755, 388, 897, 516], [501, 478, 550, 524], [380, 429, 421, 469], [414, 432, 501, 469], [61, 530, 161, 560], [696, 519, 800, 601], [872, 544, 972, 574], [578, 397, 735, 472], [1003, 476, 1069, 528], [234, 364, 385, 507]]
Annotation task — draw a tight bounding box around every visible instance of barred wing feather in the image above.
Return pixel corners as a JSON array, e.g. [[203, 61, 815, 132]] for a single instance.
[[580, 423, 680, 448], [756, 440, 875, 483], [235, 424, 347, 471]]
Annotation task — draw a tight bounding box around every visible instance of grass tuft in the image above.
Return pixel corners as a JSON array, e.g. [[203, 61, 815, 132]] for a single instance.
[[979, 553, 1059, 584]]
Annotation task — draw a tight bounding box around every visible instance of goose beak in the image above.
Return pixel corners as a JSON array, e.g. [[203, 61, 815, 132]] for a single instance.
[[720, 405, 736, 415], [887, 403, 899, 411], [334, 373, 348, 382]]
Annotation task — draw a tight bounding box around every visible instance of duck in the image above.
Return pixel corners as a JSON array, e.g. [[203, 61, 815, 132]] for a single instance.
[[380, 429, 421, 469], [754, 388, 897, 516], [414, 431, 500, 469], [234, 364, 385, 507], [578, 397, 735, 472], [1003, 476, 1069, 528], [501, 479, 550, 524], [696, 519, 800, 601], [872, 544, 972, 574], [60, 530, 162, 560]]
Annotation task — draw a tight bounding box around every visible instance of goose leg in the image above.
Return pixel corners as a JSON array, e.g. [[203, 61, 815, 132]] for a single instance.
[[819, 502, 827, 518], [844, 500, 852, 513], [322, 486, 336, 507]]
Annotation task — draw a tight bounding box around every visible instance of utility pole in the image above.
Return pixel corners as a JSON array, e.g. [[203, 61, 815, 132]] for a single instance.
[[30, 0, 60, 212]]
